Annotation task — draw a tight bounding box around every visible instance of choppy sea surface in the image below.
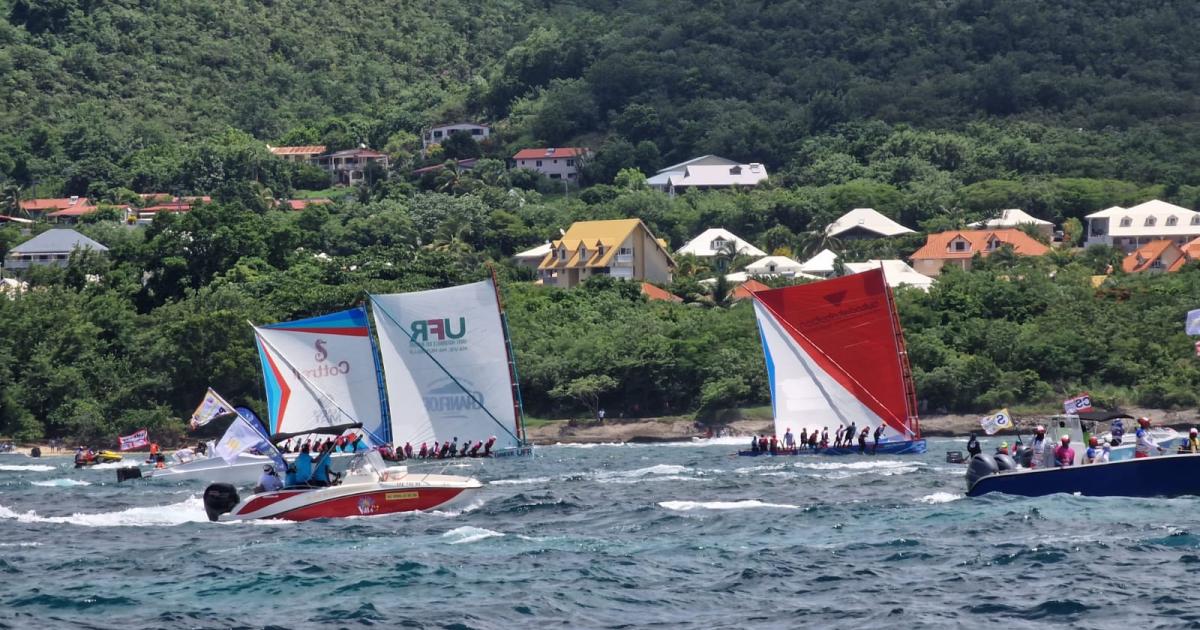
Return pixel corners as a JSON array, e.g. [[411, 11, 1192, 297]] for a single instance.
[[1, 437, 1197, 629]]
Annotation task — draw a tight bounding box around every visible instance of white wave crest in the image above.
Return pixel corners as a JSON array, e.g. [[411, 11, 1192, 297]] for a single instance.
[[489, 476, 552, 486], [31, 479, 91, 487], [792, 460, 922, 471], [0, 542, 42, 547], [88, 461, 130, 470], [597, 464, 690, 479], [0, 496, 208, 527], [442, 525, 505, 544], [426, 496, 486, 518], [551, 442, 625, 448], [660, 436, 751, 447], [917, 492, 963, 504], [659, 499, 799, 511], [0, 465, 56, 472]]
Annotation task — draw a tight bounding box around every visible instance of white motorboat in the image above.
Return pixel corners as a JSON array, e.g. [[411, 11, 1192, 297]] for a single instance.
[[204, 450, 480, 522]]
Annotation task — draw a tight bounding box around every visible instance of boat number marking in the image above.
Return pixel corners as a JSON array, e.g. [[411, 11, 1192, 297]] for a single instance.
[[386, 492, 419, 501]]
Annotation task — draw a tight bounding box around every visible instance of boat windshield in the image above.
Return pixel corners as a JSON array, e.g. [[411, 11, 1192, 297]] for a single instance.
[[346, 450, 387, 477]]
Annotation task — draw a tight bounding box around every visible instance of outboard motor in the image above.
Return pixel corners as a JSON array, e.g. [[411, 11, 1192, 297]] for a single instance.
[[993, 453, 1017, 472], [203, 483, 240, 522], [965, 453, 999, 491], [29, 447, 41, 458], [116, 466, 142, 483], [945, 450, 965, 464]]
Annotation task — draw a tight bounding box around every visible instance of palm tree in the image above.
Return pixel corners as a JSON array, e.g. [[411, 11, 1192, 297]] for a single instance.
[[2, 183, 22, 217], [714, 240, 742, 272], [674, 253, 708, 279], [709, 272, 732, 307], [797, 230, 843, 259]]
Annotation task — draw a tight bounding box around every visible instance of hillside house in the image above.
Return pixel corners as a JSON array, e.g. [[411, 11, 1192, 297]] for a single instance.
[[968, 208, 1055, 239], [513, 242, 552, 269], [537, 219, 674, 288], [314, 149, 390, 185], [744, 255, 805, 278], [513, 147, 588, 181], [640, 282, 683, 302], [268, 145, 327, 163], [424, 123, 490, 151], [646, 155, 740, 191], [843, 260, 935, 291], [17, 197, 94, 219], [1085, 200, 1200, 252], [798, 249, 839, 276], [657, 163, 767, 197], [4, 229, 107, 272], [909, 229, 1050, 276], [825, 208, 915, 240], [675, 228, 766, 258], [1121, 240, 1189, 274]]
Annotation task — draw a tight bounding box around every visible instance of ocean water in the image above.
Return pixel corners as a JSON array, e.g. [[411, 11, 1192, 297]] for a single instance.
[[0, 438, 1197, 629]]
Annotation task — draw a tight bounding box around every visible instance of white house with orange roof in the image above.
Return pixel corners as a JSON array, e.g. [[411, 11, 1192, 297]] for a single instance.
[[537, 219, 673, 288], [513, 147, 589, 181], [1085, 200, 1200, 252], [268, 145, 327, 163]]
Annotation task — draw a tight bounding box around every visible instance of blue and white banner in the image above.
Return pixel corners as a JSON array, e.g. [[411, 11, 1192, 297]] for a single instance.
[[1187, 309, 1200, 336], [215, 417, 272, 466]]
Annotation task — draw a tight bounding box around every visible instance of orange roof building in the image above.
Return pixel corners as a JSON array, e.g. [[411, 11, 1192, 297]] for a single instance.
[[640, 282, 683, 302], [268, 145, 327, 163], [731, 278, 770, 301], [18, 197, 94, 216], [1121, 239, 1189, 274], [909, 229, 1050, 276]]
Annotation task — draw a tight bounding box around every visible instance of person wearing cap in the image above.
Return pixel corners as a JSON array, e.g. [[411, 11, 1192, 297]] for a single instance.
[[1084, 436, 1107, 464], [256, 464, 283, 493], [1054, 435, 1075, 467], [1181, 428, 1200, 454], [1134, 417, 1164, 459], [995, 441, 1009, 455], [1030, 425, 1049, 468]]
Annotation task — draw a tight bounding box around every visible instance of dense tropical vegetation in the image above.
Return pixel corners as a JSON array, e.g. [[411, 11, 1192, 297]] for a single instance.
[[2, 0, 1200, 441]]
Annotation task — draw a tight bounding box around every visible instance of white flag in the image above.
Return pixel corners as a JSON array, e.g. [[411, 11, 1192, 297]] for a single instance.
[[214, 417, 270, 465], [980, 409, 1013, 435], [191, 388, 236, 429]]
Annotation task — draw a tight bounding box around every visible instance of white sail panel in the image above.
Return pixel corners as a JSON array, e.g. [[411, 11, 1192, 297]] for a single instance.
[[371, 280, 520, 450], [254, 308, 385, 438], [753, 300, 884, 438]]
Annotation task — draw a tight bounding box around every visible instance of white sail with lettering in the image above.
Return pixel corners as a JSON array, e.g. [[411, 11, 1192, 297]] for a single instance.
[[370, 280, 521, 449], [253, 307, 386, 439]]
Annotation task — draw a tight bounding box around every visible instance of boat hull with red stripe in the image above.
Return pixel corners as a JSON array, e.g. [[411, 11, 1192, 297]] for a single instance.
[[216, 471, 481, 522]]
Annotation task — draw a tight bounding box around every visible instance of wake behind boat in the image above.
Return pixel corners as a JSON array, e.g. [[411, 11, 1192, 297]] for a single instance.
[[739, 268, 925, 457]]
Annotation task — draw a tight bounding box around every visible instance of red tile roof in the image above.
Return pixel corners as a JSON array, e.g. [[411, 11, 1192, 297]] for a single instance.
[[513, 147, 587, 160], [286, 199, 333, 211], [731, 279, 770, 301], [1122, 239, 1187, 273], [141, 203, 193, 213], [641, 282, 682, 302], [269, 145, 327, 155], [18, 198, 92, 213], [909, 229, 1050, 260]]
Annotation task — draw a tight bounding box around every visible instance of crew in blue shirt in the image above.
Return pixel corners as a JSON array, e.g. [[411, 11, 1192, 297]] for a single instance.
[[292, 444, 313, 484]]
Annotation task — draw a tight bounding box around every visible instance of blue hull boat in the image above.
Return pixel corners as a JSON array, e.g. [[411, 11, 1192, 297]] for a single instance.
[[737, 439, 927, 457], [967, 453, 1200, 497]]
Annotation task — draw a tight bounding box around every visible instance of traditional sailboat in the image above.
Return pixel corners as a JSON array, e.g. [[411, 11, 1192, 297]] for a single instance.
[[741, 267, 926, 456], [369, 276, 532, 457]]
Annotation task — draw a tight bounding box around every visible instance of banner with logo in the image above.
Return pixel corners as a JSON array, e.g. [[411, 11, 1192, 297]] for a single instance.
[[117, 429, 149, 451], [1063, 393, 1093, 415], [190, 388, 236, 430], [980, 409, 1013, 436], [371, 279, 520, 449], [253, 306, 385, 438], [214, 417, 272, 465]]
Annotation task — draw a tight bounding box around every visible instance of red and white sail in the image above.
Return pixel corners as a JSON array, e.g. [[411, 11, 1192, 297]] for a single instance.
[[752, 268, 920, 441]]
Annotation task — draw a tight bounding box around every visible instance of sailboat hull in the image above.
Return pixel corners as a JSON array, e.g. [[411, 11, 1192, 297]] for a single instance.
[[737, 439, 927, 457]]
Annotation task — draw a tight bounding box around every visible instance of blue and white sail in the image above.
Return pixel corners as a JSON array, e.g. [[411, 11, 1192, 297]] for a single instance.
[[370, 280, 523, 450], [253, 307, 386, 440]]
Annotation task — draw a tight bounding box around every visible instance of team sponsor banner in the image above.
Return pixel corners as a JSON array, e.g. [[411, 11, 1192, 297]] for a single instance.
[[190, 388, 236, 429], [979, 409, 1012, 436], [1063, 393, 1093, 415], [118, 429, 149, 451], [214, 417, 271, 466], [1187, 309, 1200, 335]]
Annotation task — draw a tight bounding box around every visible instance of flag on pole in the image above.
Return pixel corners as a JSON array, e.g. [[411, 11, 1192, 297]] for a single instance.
[[1062, 392, 1093, 415], [191, 388, 236, 429], [214, 416, 272, 465], [117, 429, 149, 451], [980, 409, 1013, 435], [1187, 309, 1200, 335]]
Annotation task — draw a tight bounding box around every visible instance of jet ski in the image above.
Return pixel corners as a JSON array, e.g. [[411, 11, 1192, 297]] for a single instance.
[[74, 450, 124, 468]]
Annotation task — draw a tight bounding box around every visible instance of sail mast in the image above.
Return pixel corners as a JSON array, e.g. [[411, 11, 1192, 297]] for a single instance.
[[489, 266, 527, 444], [363, 299, 393, 445], [881, 280, 921, 438]]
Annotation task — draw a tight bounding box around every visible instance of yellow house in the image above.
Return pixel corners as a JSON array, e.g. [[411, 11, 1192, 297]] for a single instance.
[[537, 219, 675, 288]]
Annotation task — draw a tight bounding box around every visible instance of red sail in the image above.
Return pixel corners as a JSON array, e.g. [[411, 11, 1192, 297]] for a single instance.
[[753, 268, 919, 437]]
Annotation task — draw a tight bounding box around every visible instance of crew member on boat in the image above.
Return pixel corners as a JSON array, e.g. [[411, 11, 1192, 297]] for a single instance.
[[1030, 426, 1049, 468], [967, 434, 981, 457], [996, 441, 1009, 455], [1054, 435, 1075, 467], [872, 425, 884, 454], [1134, 417, 1165, 458], [1084, 436, 1107, 464], [256, 464, 283, 493], [1179, 428, 1200, 454], [784, 428, 795, 452]]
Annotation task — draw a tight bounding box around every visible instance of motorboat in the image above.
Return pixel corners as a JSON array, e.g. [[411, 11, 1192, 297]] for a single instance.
[[119, 449, 359, 484], [203, 449, 481, 522], [966, 414, 1200, 497]]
